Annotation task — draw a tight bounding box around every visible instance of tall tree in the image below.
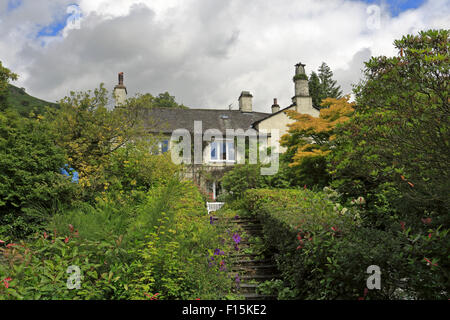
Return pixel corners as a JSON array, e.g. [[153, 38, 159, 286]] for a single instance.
[[45, 84, 146, 187], [281, 96, 355, 187], [308, 71, 322, 110], [309, 62, 343, 109], [330, 29, 450, 224], [0, 61, 18, 111]]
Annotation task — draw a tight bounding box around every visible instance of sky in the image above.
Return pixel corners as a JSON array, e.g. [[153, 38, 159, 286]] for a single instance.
[[0, 0, 448, 112]]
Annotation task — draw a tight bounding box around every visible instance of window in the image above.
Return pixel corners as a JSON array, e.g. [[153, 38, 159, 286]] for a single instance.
[[210, 140, 235, 162], [159, 140, 169, 153]]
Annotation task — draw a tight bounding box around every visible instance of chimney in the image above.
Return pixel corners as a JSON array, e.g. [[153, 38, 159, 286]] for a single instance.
[[238, 91, 253, 112], [113, 72, 127, 107], [291, 62, 318, 116], [271, 98, 280, 113], [293, 62, 309, 97], [118, 72, 124, 85]]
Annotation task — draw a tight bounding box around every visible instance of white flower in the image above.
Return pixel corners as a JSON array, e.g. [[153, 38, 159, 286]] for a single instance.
[[341, 207, 348, 215], [356, 196, 366, 205]]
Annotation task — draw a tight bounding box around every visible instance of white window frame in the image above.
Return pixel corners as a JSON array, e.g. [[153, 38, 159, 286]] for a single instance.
[[209, 139, 236, 163]]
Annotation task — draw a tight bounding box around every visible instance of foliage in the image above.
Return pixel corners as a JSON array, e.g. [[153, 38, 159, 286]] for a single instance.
[[103, 141, 179, 194], [0, 61, 18, 112], [309, 62, 343, 109], [45, 84, 145, 189], [0, 109, 77, 239], [245, 188, 449, 300], [280, 96, 355, 188], [7, 85, 59, 117], [293, 73, 308, 81], [125, 91, 188, 110], [329, 29, 450, 226], [308, 71, 322, 110], [0, 179, 236, 300]]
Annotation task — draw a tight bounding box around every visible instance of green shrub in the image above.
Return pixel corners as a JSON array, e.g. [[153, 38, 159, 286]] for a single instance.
[[0, 179, 236, 300], [0, 109, 77, 239], [245, 189, 449, 300]]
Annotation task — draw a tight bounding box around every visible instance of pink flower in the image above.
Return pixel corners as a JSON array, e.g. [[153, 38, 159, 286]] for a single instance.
[[428, 233, 432, 239], [64, 237, 69, 243], [43, 232, 48, 239], [6, 243, 16, 248], [421, 218, 432, 225], [400, 221, 405, 231], [424, 257, 438, 267], [3, 277, 12, 289], [68, 224, 74, 233], [0, 240, 4, 244]]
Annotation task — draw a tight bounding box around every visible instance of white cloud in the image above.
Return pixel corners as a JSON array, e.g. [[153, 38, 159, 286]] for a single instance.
[[0, 0, 448, 112]]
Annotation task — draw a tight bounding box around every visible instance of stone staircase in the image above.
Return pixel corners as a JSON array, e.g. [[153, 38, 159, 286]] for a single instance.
[[217, 216, 280, 300]]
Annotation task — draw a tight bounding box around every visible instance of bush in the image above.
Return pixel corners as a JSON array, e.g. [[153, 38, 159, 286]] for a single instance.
[[0, 179, 236, 300], [245, 189, 449, 299], [0, 110, 77, 239]]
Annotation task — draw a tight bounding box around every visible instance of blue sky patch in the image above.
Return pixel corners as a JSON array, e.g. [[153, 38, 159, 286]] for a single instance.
[[7, 0, 22, 11], [358, 0, 427, 16], [36, 14, 71, 37], [36, 4, 82, 38]]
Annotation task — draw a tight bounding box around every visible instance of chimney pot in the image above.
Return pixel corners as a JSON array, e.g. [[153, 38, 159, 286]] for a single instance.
[[271, 98, 280, 114], [118, 72, 124, 85]]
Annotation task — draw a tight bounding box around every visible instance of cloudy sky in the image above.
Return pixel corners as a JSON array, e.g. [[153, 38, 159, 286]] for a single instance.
[[0, 0, 448, 112]]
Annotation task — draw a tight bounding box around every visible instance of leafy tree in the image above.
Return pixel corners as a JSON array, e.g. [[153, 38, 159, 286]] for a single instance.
[[329, 29, 450, 225], [281, 96, 355, 188], [153, 91, 188, 109], [0, 61, 18, 111], [126, 92, 188, 110], [309, 62, 343, 109], [0, 109, 76, 239], [45, 84, 146, 189], [308, 71, 321, 110]]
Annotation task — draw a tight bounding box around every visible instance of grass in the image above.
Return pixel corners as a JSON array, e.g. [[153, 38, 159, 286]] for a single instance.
[[7, 84, 59, 116]]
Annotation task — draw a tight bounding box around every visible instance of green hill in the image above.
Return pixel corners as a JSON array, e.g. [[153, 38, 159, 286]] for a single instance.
[[7, 84, 59, 116]]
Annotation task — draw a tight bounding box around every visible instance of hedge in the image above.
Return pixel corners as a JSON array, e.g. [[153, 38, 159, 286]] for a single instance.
[[245, 189, 449, 300]]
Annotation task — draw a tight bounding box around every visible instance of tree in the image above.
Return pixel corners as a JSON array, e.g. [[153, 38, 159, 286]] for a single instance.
[[308, 71, 322, 110], [329, 29, 450, 225], [281, 96, 355, 187], [309, 62, 343, 109], [153, 91, 188, 109], [124, 91, 188, 110], [0, 61, 18, 111], [45, 84, 146, 188]]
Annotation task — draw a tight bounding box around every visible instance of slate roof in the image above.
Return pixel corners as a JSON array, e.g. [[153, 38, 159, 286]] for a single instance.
[[142, 107, 270, 134]]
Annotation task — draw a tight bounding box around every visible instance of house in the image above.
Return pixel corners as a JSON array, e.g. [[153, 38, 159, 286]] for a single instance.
[[113, 62, 319, 199]]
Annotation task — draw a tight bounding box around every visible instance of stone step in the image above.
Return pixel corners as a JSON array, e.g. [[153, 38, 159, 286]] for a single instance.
[[231, 264, 278, 272], [238, 283, 260, 293], [234, 259, 272, 265], [240, 274, 280, 281], [242, 293, 276, 300]]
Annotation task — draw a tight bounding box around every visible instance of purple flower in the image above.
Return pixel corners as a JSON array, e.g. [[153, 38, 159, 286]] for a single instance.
[[219, 260, 226, 271], [235, 274, 240, 288], [234, 215, 240, 220], [232, 233, 241, 244], [210, 216, 214, 225], [214, 248, 225, 256], [234, 243, 240, 251]]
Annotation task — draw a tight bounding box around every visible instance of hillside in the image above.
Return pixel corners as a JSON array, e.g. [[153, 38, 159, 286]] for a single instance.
[[7, 84, 59, 116]]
